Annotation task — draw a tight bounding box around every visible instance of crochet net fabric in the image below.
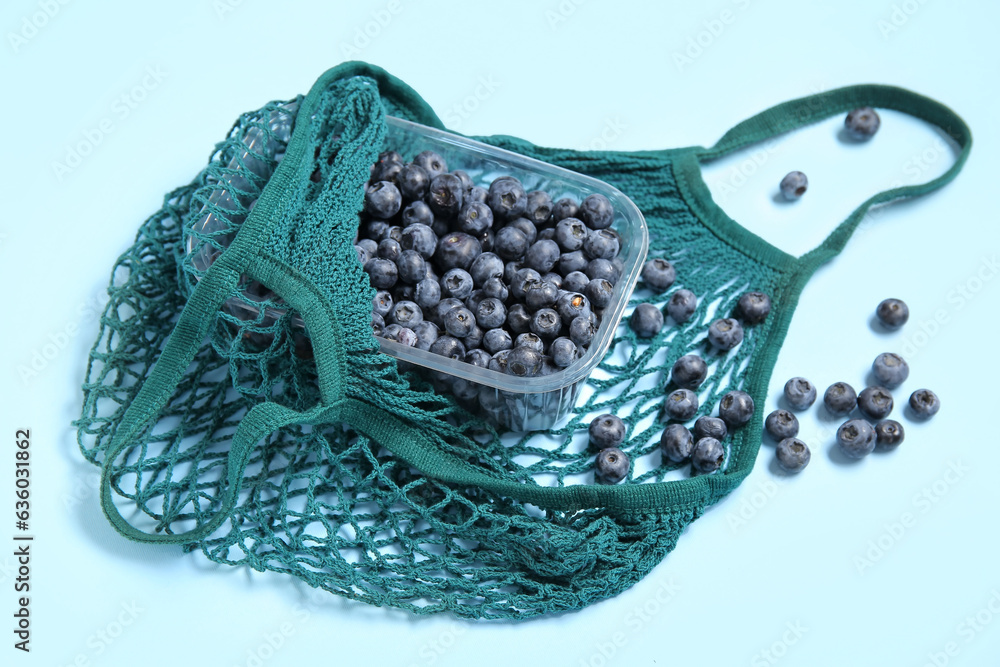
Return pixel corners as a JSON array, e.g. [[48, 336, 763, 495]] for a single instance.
[[75, 63, 969, 619]]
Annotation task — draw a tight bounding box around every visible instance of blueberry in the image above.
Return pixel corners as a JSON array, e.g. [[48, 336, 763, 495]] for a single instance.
[[671, 354, 707, 389], [441, 268, 474, 300], [488, 349, 511, 374], [691, 437, 725, 474], [487, 177, 527, 221], [371, 312, 385, 337], [442, 306, 476, 338], [845, 107, 880, 139], [399, 222, 436, 259], [480, 277, 508, 302], [666, 289, 697, 323], [464, 289, 486, 313], [463, 252, 501, 288], [542, 272, 563, 289], [433, 297, 464, 325], [434, 232, 481, 271], [413, 150, 447, 179], [385, 225, 403, 243], [399, 163, 430, 201], [562, 271, 589, 295], [554, 252, 585, 277], [364, 181, 403, 220], [665, 388, 699, 421], [708, 318, 744, 351], [660, 423, 694, 463], [372, 290, 393, 318], [595, 447, 629, 484], [364, 258, 397, 289], [475, 297, 507, 330], [477, 229, 496, 254], [452, 170, 473, 191], [824, 382, 857, 416], [381, 323, 402, 341], [569, 315, 596, 347], [525, 190, 553, 227], [515, 332, 544, 353], [737, 292, 771, 325], [537, 228, 556, 242], [507, 303, 532, 334], [522, 281, 557, 311], [551, 197, 579, 222], [875, 419, 904, 448], [586, 258, 619, 284], [641, 259, 676, 292], [370, 159, 403, 186], [779, 171, 808, 200], [578, 193, 614, 230], [530, 308, 562, 339], [466, 185, 488, 204], [401, 200, 434, 228], [875, 298, 909, 329], [908, 389, 940, 418], [550, 337, 579, 367], [524, 239, 561, 274], [429, 335, 465, 360], [508, 217, 537, 245], [414, 278, 441, 310], [693, 416, 727, 441], [428, 174, 464, 219], [355, 243, 373, 266], [510, 268, 541, 301], [390, 300, 423, 329], [363, 220, 390, 241], [719, 390, 754, 427], [556, 292, 592, 325], [356, 238, 378, 259], [583, 229, 620, 260], [412, 321, 439, 351], [783, 377, 817, 410], [837, 419, 876, 459], [765, 409, 799, 440], [872, 352, 909, 388], [554, 218, 588, 252], [465, 348, 492, 369], [776, 438, 810, 473], [506, 345, 543, 377], [585, 278, 614, 312], [464, 324, 484, 350], [457, 201, 494, 236], [394, 284, 415, 302], [482, 327, 513, 354], [395, 249, 425, 285], [493, 226, 529, 261], [589, 413, 626, 450], [629, 304, 663, 338], [377, 150, 402, 165]]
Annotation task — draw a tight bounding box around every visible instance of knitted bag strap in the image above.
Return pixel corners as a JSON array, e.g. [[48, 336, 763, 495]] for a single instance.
[[98, 67, 971, 544]]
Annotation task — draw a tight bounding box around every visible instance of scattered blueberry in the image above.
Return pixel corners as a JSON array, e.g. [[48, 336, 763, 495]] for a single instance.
[[872, 352, 909, 388], [779, 171, 808, 200], [693, 416, 727, 441], [691, 437, 725, 474], [671, 355, 707, 390], [737, 292, 771, 325], [875, 419, 904, 448], [641, 259, 676, 292], [908, 389, 940, 418], [590, 413, 626, 451], [708, 318, 744, 351], [824, 382, 857, 416], [837, 419, 876, 459], [660, 424, 694, 463], [629, 303, 663, 338], [765, 409, 799, 441], [719, 390, 754, 427], [845, 107, 880, 139], [665, 388, 699, 421], [666, 289, 697, 323], [776, 438, 810, 473], [876, 298, 908, 329], [595, 447, 629, 484], [783, 377, 817, 410]]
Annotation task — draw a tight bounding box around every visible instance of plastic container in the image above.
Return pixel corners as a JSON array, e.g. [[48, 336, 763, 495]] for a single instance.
[[187, 112, 648, 431]]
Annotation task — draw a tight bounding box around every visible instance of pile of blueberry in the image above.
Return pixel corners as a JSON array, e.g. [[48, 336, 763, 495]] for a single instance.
[[355, 149, 626, 379], [764, 297, 940, 472]]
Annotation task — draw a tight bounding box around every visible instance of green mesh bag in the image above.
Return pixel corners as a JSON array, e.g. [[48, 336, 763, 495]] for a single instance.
[[75, 62, 970, 619]]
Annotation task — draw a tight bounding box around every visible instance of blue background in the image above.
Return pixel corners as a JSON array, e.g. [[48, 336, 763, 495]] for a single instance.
[[2, 1, 998, 665]]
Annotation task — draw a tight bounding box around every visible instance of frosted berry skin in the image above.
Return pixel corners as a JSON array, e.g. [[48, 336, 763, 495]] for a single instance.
[[487, 177, 527, 221], [737, 292, 771, 325], [693, 416, 727, 441], [672, 355, 708, 390], [506, 345, 543, 378], [666, 289, 697, 323], [630, 304, 664, 338], [640, 258, 676, 292], [783, 377, 817, 410], [550, 337, 579, 367], [589, 414, 626, 450], [691, 437, 725, 474], [585, 278, 614, 310], [765, 409, 800, 441], [837, 419, 877, 459], [875, 298, 909, 329], [364, 181, 403, 219], [908, 389, 941, 418], [719, 390, 754, 427], [660, 423, 694, 463], [776, 438, 811, 473], [578, 193, 615, 230], [413, 150, 448, 179], [595, 447, 629, 484], [708, 318, 744, 351], [779, 171, 808, 200], [872, 352, 909, 388], [845, 107, 881, 139], [664, 389, 699, 421], [481, 328, 513, 355], [824, 382, 857, 416], [858, 386, 893, 420], [364, 258, 398, 290], [554, 217, 588, 252], [875, 420, 905, 448]]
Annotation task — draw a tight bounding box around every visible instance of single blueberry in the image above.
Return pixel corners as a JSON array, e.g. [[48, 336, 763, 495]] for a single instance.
[[487, 177, 527, 221], [555, 292, 592, 325], [464, 289, 486, 313], [665, 388, 699, 421], [413, 150, 447, 179], [506, 345, 543, 377], [475, 297, 507, 330], [468, 252, 504, 288], [428, 173, 464, 220], [508, 217, 538, 245], [377, 150, 402, 165], [412, 321, 440, 351], [551, 197, 579, 222], [708, 318, 744, 351], [525, 190, 553, 227], [779, 171, 808, 200], [671, 355, 707, 390], [442, 306, 476, 338], [434, 232, 482, 271], [482, 276, 509, 301], [908, 389, 940, 418], [783, 377, 817, 410], [765, 409, 799, 440], [503, 261, 523, 285], [693, 416, 727, 441], [876, 298, 908, 329], [493, 226, 529, 261], [371, 312, 385, 337], [589, 413, 626, 450], [354, 243, 373, 266], [390, 300, 423, 329], [514, 332, 544, 353], [356, 238, 378, 258], [629, 303, 663, 338], [550, 337, 579, 367], [538, 228, 556, 242], [837, 419, 876, 459], [824, 382, 857, 416], [691, 437, 725, 474], [569, 315, 596, 347], [525, 281, 560, 311], [845, 107, 880, 139], [776, 438, 810, 473], [737, 291, 771, 325], [466, 185, 488, 204], [524, 239, 561, 274], [482, 327, 513, 354], [399, 222, 437, 259], [719, 390, 754, 427], [401, 200, 434, 228], [377, 238, 402, 264], [386, 325, 418, 347], [875, 419, 904, 448], [370, 159, 403, 186], [433, 297, 464, 325], [396, 249, 426, 284], [585, 258, 619, 285], [578, 193, 614, 230], [660, 423, 694, 463], [364, 258, 398, 290], [452, 169, 473, 191], [530, 308, 562, 339], [372, 290, 393, 318], [666, 289, 697, 323], [364, 181, 403, 220], [441, 268, 474, 300], [595, 447, 629, 484], [457, 201, 494, 236], [429, 335, 465, 360], [465, 348, 492, 369], [399, 163, 430, 201], [872, 352, 909, 388], [554, 218, 588, 252], [582, 278, 613, 312], [583, 229, 620, 261], [559, 250, 590, 276], [564, 271, 591, 295], [641, 258, 676, 292], [542, 272, 563, 290], [414, 278, 441, 310], [488, 348, 511, 374], [507, 303, 532, 334], [363, 220, 390, 241]]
